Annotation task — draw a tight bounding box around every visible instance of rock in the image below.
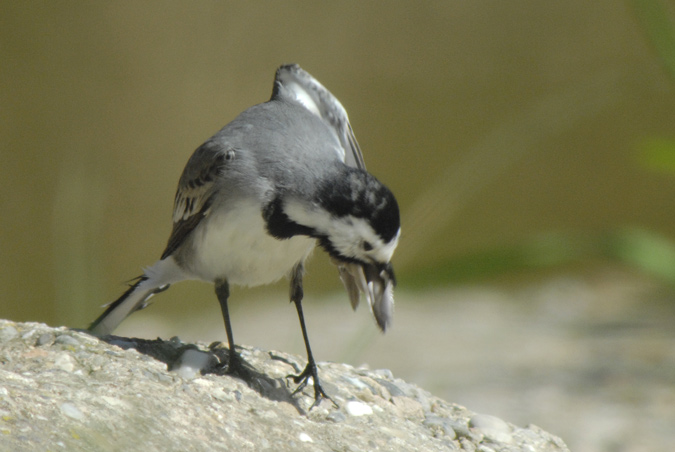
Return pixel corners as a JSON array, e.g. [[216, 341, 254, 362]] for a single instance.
[[298, 432, 313, 442], [391, 395, 425, 419], [423, 415, 458, 440], [345, 400, 373, 416], [0, 324, 19, 342], [0, 320, 570, 451], [60, 402, 85, 421], [470, 414, 513, 444], [171, 348, 216, 379], [53, 352, 77, 373], [35, 332, 54, 346], [54, 334, 81, 347]]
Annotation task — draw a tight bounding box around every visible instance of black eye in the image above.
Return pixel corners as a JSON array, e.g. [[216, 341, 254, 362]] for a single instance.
[[362, 241, 373, 251]]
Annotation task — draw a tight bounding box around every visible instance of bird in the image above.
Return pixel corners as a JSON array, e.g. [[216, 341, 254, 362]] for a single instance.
[[89, 63, 401, 408]]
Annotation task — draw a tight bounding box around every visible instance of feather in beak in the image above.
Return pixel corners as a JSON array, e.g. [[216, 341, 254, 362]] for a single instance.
[[333, 259, 396, 332]]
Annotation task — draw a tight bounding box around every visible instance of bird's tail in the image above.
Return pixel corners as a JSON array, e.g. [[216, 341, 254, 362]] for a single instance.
[[88, 276, 169, 336], [88, 258, 186, 336]]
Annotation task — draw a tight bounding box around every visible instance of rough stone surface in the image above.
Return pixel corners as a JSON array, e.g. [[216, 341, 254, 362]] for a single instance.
[[0, 320, 569, 451]]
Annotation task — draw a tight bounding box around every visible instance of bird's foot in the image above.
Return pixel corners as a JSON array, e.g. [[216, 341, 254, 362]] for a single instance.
[[287, 361, 338, 410], [211, 344, 255, 381]]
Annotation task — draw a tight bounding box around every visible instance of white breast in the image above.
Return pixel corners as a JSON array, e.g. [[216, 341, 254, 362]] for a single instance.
[[186, 199, 315, 286]]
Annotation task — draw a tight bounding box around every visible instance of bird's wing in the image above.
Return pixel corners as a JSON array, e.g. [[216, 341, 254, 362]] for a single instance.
[[271, 64, 366, 170], [273, 64, 396, 326], [161, 144, 229, 259]]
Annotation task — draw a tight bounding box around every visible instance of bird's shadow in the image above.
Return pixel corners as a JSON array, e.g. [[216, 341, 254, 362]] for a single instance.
[[88, 333, 308, 415]]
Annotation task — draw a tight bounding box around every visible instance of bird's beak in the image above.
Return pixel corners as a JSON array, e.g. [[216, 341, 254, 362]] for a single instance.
[[333, 259, 396, 332]]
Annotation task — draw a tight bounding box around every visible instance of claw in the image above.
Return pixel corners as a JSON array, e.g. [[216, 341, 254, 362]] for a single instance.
[[287, 362, 338, 410]]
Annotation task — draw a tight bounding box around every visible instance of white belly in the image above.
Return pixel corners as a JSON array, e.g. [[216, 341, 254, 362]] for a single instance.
[[187, 199, 315, 286]]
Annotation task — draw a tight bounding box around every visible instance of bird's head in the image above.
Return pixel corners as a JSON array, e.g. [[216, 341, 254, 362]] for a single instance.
[[280, 166, 399, 265], [265, 165, 400, 330]]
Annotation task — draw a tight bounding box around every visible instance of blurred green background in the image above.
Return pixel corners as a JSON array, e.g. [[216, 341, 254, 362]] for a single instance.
[[2, 0, 674, 327], [2, 2, 675, 450]]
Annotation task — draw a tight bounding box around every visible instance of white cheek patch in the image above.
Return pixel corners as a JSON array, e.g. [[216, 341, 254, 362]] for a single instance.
[[345, 217, 398, 263], [374, 227, 400, 263], [284, 199, 400, 263]]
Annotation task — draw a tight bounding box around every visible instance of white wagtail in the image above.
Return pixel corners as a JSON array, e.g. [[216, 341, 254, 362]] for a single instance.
[[89, 64, 401, 407]]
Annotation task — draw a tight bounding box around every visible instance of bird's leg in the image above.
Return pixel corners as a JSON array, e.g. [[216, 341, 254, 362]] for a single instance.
[[215, 279, 246, 375], [287, 263, 338, 409]]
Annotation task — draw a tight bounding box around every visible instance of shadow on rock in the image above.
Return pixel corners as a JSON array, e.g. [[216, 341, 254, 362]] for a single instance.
[[87, 332, 306, 414]]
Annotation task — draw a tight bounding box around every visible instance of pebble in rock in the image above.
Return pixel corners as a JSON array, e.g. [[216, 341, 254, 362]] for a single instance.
[[448, 419, 471, 439], [60, 403, 85, 421], [391, 396, 424, 418], [345, 400, 373, 416], [54, 335, 80, 347], [371, 368, 394, 380], [0, 326, 19, 342], [172, 349, 215, 379], [54, 353, 76, 373], [469, 414, 513, 444], [423, 415, 457, 439], [36, 333, 54, 346], [299, 433, 313, 443], [326, 411, 347, 423], [375, 378, 406, 397]]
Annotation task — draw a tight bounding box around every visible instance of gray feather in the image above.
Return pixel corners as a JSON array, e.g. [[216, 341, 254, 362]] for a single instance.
[[335, 261, 395, 332], [273, 64, 366, 170]]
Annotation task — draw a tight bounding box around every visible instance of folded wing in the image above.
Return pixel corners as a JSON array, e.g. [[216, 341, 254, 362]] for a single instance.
[[274, 64, 396, 331]]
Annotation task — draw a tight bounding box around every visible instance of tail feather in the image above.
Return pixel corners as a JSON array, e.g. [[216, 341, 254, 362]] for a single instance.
[[88, 276, 168, 336], [89, 257, 188, 336]]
